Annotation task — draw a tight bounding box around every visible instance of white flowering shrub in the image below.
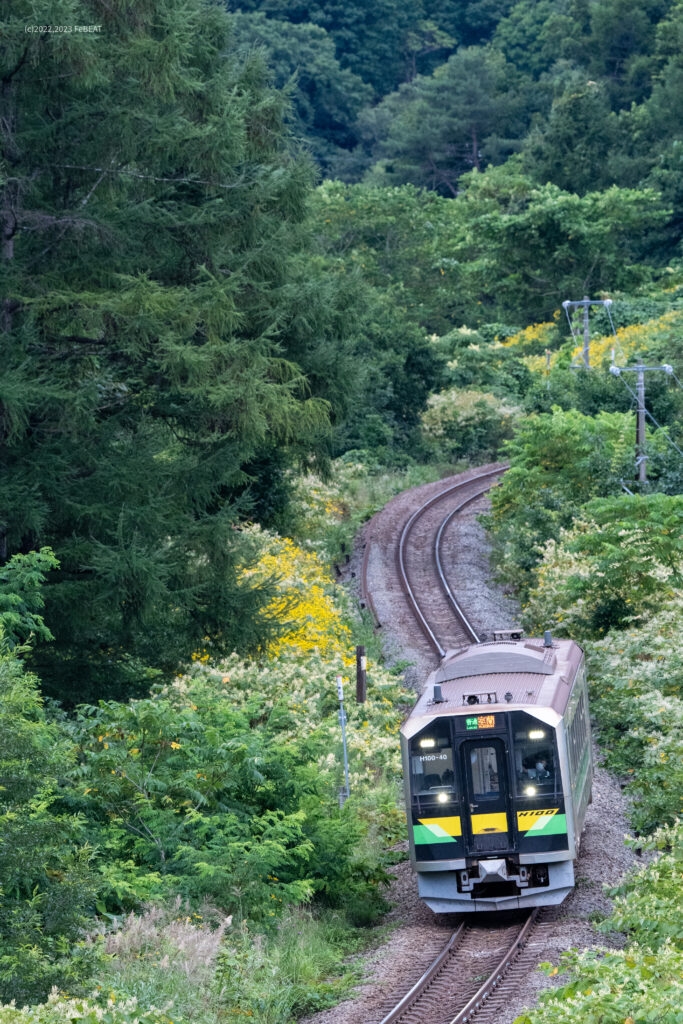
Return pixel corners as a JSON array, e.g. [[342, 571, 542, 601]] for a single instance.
[[583, 597, 683, 832], [514, 943, 683, 1024], [522, 494, 683, 639], [0, 990, 173, 1023], [420, 387, 520, 461], [512, 498, 682, 1024], [604, 821, 683, 950]]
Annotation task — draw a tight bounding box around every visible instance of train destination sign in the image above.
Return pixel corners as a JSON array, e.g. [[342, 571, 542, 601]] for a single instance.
[[465, 715, 496, 730]]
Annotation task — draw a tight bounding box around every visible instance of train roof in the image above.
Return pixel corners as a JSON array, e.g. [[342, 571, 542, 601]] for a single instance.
[[403, 637, 584, 737]]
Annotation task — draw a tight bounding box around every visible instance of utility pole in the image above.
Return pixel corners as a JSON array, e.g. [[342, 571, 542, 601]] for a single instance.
[[562, 297, 613, 368], [355, 645, 367, 703], [636, 367, 646, 484], [336, 675, 351, 806], [609, 363, 674, 483], [582, 295, 590, 368]]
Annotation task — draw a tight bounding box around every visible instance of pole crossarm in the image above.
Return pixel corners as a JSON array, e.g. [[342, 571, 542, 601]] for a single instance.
[[609, 365, 674, 375], [561, 299, 613, 309]]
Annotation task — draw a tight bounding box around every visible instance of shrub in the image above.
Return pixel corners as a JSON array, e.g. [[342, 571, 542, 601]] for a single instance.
[[0, 649, 101, 1005], [522, 493, 683, 640], [420, 387, 520, 461], [0, 991, 177, 1024], [603, 820, 683, 950], [514, 943, 683, 1024], [485, 408, 660, 598]]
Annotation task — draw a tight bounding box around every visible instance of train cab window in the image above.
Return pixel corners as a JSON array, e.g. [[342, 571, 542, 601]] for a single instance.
[[410, 719, 457, 804], [511, 712, 562, 798]]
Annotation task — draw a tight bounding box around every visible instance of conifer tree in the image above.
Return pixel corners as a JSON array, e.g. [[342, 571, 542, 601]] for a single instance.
[[0, 0, 357, 702]]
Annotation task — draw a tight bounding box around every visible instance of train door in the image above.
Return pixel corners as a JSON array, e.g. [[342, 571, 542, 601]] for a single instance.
[[461, 738, 512, 855]]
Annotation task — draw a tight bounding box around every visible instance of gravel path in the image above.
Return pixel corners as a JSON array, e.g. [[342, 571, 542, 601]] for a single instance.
[[305, 471, 638, 1024]]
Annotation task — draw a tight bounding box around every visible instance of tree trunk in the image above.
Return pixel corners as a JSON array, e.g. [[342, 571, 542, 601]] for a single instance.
[[472, 127, 480, 171]]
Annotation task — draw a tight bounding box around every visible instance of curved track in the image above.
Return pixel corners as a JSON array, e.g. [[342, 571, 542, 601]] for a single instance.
[[379, 911, 539, 1024], [395, 464, 507, 656]]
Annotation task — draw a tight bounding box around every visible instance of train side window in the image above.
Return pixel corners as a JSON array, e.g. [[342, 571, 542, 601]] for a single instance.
[[410, 719, 457, 801], [511, 712, 562, 797], [568, 689, 589, 780]]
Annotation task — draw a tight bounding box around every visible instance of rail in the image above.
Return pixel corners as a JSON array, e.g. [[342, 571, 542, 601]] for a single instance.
[[378, 923, 466, 1024], [397, 465, 506, 656], [378, 911, 538, 1024], [449, 909, 538, 1024]]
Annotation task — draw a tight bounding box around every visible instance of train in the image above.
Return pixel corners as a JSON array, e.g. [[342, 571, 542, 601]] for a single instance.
[[401, 630, 592, 913]]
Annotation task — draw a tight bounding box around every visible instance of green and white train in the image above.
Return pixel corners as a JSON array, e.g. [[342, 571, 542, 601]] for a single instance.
[[401, 633, 592, 912]]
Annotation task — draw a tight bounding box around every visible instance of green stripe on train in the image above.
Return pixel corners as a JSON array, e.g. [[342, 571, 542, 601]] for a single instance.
[[413, 824, 458, 845], [526, 812, 567, 836]]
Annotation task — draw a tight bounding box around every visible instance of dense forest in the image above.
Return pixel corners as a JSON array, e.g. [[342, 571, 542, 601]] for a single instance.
[[1, 1, 682, 1022]]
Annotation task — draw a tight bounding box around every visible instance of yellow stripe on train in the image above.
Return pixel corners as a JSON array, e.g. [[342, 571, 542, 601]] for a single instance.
[[471, 812, 508, 834], [418, 816, 462, 837], [517, 808, 558, 831]]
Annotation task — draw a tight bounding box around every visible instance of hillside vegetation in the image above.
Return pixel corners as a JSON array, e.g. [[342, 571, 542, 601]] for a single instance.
[[1, 0, 682, 1021]]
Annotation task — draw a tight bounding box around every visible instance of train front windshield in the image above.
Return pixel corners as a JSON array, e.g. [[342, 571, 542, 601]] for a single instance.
[[408, 712, 565, 862], [510, 711, 563, 801], [409, 718, 457, 809]]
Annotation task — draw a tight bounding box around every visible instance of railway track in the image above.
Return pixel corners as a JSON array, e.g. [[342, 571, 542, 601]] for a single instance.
[[378, 911, 539, 1024], [397, 464, 506, 655], [361, 462, 508, 659], [360, 464, 549, 1024]]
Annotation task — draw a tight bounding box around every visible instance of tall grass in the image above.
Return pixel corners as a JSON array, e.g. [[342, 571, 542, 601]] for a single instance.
[[95, 902, 371, 1024]]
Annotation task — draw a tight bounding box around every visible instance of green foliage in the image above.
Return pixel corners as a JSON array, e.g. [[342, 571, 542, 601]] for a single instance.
[[522, 493, 683, 639], [585, 600, 683, 832], [420, 387, 520, 462], [515, 943, 683, 1024], [214, 912, 364, 1021], [231, 0, 430, 96], [289, 457, 443, 570], [0, 992, 176, 1024], [451, 162, 668, 323], [521, 79, 619, 194], [513, 540, 683, 1024], [0, 649, 101, 1004], [1, 0, 387, 703], [0, 549, 58, 651], [55, 629, 409, 924], [67, 689, 316, 917], [485, 407, 635, 597], [312, 181, 458, 332], [440, 332, 534, 402], [493, 0, 572, 78], [604, 820, 683, 949], [229, 12, 372, 176], [361, 46, 529, 194]]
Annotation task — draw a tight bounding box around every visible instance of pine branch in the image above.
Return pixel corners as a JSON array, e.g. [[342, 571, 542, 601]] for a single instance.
[[52, 163, 252, 191], [1, 47, 29, 86]]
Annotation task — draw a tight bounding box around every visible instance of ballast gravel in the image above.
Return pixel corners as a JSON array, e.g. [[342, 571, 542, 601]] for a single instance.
[[303, 473, 640, 1024]]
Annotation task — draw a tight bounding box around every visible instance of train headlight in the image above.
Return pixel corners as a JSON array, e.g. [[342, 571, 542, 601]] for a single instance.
[[437, 792, 449, 803], [524, 785, 537, 796], [528, 730, 545, 739], [419, 738, 436, 748]]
